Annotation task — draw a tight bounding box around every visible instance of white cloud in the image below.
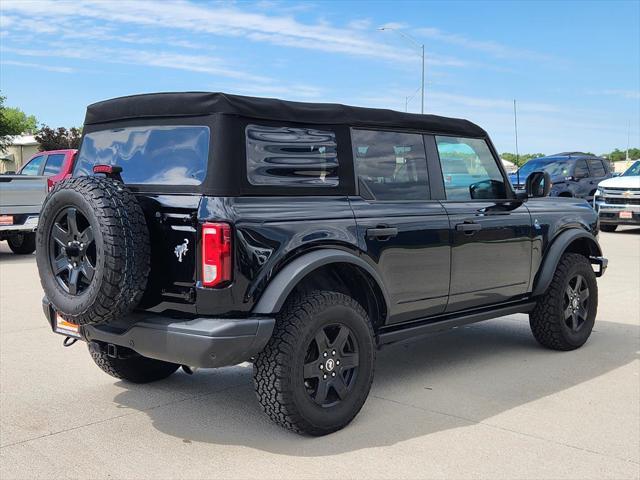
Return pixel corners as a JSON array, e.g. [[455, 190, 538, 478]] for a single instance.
[[0, 0, 466, 66], [1, 59, 74, 73], [416, 27, 556, 63], [585, 89, 640, 100], [1, 45, 271, 83]]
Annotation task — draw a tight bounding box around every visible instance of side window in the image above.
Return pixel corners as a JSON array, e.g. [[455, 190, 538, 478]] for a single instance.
[[574, 159, 589, 178], [246, 124, 338, 187], [588, 159, 606, 177], [20, 155, 44, 175], [435, 136, 506, 200], [351, 129, 429, 201], [43, 154, 66, 176]]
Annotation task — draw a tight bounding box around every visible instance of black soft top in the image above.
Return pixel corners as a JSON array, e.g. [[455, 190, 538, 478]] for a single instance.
[[84, 92, 486, 137]]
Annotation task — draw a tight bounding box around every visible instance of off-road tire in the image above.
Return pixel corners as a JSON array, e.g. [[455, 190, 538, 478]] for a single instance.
[[7, 232, 36, 254], [600, 224, 617, 233], [88, 342, 179, 383], [36, 177, 150, 325], [253, 290, 375, 436], [530, 253, 598, 351]]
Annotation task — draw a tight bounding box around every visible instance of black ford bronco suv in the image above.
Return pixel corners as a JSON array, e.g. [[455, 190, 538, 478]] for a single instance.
[[36, 92, 607, 436]]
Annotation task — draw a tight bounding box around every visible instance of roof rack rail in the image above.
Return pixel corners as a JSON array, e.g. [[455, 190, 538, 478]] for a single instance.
[[553, 151, 591, 157]]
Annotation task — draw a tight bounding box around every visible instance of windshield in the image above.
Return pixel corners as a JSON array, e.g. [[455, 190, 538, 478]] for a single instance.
[[622, 160, 640, 177], [74, 125, 210, 185], [516, 158, 571, 178]]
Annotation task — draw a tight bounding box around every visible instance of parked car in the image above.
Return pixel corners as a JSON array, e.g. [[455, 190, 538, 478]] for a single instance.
[[18, 149, 77, 189], [594, 160, 640, 231], [0, 174, 48, 254], [510, 152, 612, 202], [37, 92, 606, 436]]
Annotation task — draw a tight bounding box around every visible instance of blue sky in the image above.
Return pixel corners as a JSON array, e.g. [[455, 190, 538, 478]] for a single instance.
[[1, 0, 638, 154]]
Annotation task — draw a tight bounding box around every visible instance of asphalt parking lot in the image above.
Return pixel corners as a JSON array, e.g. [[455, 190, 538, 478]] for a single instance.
[[0, 229, 638, 480]]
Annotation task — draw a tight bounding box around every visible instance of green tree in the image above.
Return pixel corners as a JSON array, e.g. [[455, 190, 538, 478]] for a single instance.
[[35, 125, 82, 151], [603, 148, 640, 162], [0, 95, 39, 153]]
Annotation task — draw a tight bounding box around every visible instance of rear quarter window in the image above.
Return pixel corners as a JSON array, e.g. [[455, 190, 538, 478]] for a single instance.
[[245, 124, 338, 187], [74, 126, 210, 185]]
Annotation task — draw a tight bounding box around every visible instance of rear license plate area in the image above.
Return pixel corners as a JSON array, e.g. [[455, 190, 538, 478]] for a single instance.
[[619, 211, 633, 219], [0, 215, 13, 225], [54, 312, 81, 338]]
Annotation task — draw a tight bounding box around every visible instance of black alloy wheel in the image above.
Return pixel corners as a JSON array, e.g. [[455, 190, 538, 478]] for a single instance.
[[303, 323, 359, 407], [563, 273, 589, 332], [49, 206, 96, 295]]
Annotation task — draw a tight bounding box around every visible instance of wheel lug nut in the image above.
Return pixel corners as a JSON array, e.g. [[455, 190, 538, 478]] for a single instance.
[[319, 364, 323, 369], [323, 374, 327, 379], [336, 360, 340, 365], [332, 372, 336, 377], [323, 352, 328, 357], [332, 350, 336, 356]]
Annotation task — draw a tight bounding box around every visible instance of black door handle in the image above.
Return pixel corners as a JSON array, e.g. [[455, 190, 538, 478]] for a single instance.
[[366, 227, 398, 239], [455, 222, 482, 233]]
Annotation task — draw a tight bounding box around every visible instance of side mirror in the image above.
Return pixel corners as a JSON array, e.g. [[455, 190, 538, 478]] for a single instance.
[[526, 171, 552, 197]]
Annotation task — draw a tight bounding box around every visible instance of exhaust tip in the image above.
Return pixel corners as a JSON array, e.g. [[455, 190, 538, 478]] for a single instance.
[[181, 365, 197, 375]]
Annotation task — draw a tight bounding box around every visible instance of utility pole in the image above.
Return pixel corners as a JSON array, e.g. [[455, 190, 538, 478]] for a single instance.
[[379, 27, 425, 113], [514, 99, 520, 167], [421, 44, 425, 114], [626, 120, 631, 162]]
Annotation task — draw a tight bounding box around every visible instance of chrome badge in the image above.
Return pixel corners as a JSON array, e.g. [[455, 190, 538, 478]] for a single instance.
[[174, 238, 189, 262]]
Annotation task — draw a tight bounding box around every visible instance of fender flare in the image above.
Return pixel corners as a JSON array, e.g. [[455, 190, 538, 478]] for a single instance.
[[532, 228, 602, 296], [252, 248, 390, 316]]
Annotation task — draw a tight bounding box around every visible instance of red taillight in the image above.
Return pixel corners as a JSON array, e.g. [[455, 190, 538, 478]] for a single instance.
[[201, 222, 232, 288]]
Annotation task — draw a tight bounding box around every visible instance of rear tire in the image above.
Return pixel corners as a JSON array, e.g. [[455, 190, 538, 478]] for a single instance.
[[7, 233, 36, 254], [88, 342, 179, 383], [530, 253, 598, 351], [253, 290, 375, 436], [600, 224, 617, 232]]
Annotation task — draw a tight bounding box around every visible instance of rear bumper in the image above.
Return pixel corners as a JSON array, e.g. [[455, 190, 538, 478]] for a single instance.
[[42, 299, 275, 368], [0, 215, 39, 233]]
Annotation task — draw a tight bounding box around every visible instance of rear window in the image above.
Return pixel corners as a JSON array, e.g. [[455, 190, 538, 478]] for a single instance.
[[246, 124, 338, 187], [74, 126, 209, 185], [43, 153, 65, 175]]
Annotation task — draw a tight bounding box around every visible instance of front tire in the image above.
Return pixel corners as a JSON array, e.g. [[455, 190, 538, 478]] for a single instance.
[[600, 224, 617, 232], [7, 232, 36, 254], [253, 291, 375, 436], [88, 342, 179, 383], [530, 253, 598, 351]]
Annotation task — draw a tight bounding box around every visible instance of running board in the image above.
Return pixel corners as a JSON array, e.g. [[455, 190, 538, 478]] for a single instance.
[[377, 301, 536, 346]]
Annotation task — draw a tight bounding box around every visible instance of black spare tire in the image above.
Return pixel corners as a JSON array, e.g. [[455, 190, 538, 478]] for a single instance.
[[36, 177, 150, 325]]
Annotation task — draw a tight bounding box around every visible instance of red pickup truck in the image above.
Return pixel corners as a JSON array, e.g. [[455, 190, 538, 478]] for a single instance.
[[18, 149, 77, 189]]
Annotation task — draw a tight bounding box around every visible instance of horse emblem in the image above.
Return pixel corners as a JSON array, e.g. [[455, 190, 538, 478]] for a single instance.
[[174, 238, 189, 262]]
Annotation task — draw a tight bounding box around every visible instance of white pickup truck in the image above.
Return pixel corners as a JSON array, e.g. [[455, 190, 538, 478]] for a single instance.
[[0, 174, 48, 254], [594, 160, 640, 232]]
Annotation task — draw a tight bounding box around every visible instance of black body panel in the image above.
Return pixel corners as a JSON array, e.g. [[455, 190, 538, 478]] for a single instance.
[[442, 200, 532, 311], [349, 197, 450, 322]]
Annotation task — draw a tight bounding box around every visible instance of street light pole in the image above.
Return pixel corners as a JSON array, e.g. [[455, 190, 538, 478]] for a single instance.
[[379, 27, 425, 114]]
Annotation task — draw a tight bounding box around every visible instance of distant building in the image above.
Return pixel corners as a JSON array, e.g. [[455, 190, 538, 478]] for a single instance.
[[501, 158, 518, 173], [0, 135, 39, 173]]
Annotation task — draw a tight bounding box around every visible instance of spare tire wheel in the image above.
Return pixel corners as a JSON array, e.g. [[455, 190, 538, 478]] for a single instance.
[[36, 177, 150, 325]]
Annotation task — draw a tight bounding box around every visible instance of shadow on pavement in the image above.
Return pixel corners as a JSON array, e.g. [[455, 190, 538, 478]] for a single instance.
[[113, 316, 639, 455]]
